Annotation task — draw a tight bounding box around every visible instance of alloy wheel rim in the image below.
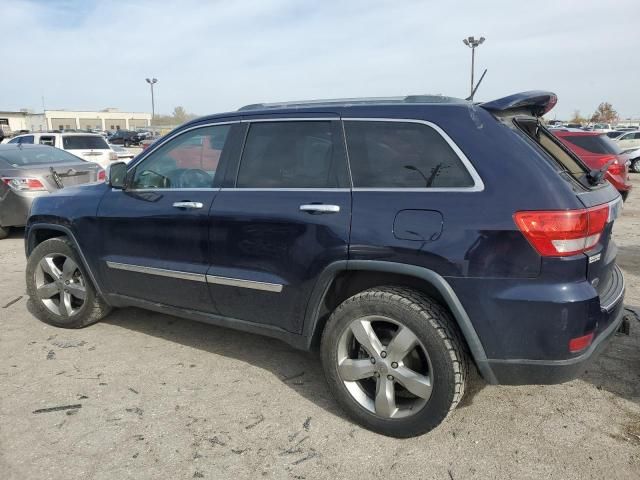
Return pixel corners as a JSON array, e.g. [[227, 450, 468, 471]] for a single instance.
[[34, 254, 86, 317], [337, 315, 433, 419]]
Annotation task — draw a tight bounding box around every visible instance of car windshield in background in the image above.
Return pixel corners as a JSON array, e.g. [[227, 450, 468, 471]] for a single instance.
[[62, 135, 109, 150], [565, 135, 623, 155], [0, 147, 86, 167], [606, 131, 625, 139]]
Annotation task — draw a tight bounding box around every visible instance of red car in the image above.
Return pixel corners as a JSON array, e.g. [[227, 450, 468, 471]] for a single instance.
[[553, 131, 631, 200]]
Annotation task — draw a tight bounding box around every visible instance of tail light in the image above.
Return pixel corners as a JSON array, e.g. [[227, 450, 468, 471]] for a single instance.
[[569, 332, 594, 353], [97, 170, 106, 182], [2, 177, 47, 192], [514, 204, 609, 257]]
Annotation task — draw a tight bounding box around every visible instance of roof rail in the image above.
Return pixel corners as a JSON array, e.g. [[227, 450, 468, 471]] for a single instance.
[[238, 95, 467, 111]]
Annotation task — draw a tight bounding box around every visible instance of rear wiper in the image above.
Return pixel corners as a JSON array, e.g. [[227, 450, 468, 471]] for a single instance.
[[587, 158, 616, 185]]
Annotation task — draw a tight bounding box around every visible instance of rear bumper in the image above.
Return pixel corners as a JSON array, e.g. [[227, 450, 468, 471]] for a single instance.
[[0, 190, 40, 227], [485, 267, 626, 385]]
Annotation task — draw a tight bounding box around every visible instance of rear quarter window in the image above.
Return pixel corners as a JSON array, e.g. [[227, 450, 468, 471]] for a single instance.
[[343, 120, 475, 188], [62, 135, 109, 150]]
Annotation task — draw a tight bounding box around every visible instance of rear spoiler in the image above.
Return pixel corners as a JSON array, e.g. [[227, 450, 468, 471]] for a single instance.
[[480, 91, 557, 117]]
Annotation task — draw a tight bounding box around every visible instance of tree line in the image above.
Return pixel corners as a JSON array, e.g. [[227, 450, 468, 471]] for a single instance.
[[569, 102, 619, 125]]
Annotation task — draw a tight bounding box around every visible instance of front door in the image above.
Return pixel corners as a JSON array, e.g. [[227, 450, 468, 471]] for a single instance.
[[96, 121, 240, 312], [208, 118, 351, 333]]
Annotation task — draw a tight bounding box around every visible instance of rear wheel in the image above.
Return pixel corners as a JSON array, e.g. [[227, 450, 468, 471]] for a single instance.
[[631, 158, 640, 174], [26, 237, 111, 328], [320, 287, 468, 437], [0, 225, 10, 240], [124, 140, 130, 148]]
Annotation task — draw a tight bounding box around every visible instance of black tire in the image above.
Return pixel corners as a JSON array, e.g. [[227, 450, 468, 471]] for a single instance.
[[26, 237, 112, 328], [124, 140, 130, 148], [631, 158, 640, 174], [0, 225, 10, 240], [321, 287, 468, 438]]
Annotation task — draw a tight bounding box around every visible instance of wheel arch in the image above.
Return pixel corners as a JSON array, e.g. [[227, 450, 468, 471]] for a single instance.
[[303, 260, 498, 384], [26, 223, 107, 301]]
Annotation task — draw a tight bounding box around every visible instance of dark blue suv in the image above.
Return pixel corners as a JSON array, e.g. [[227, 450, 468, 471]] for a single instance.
[[25, 91, 625, 437]]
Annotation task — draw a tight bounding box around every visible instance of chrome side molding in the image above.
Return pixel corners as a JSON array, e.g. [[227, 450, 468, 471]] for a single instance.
[[106, 261, 283, 292], [206, 275, 283, 293]]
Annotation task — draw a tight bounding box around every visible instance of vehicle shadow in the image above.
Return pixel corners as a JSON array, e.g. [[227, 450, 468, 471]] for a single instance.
[[103, 307, 348, 419], [103, 306, 487, 417], [580, 305, 640, 404]]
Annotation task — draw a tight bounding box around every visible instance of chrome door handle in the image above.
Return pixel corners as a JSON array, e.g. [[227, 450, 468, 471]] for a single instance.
[[299, 204, 340, 214], [173, 201, 203, 209]]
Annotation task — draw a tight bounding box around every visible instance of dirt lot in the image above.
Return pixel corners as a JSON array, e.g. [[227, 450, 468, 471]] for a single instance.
[[1, 179, 639, 480]]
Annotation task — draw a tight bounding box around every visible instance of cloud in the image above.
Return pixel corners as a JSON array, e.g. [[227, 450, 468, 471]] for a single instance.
[[1, 0, 639, 119]]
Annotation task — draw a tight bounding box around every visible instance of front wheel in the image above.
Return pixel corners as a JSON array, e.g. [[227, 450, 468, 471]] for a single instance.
[[320, 287, 468, 438], [26, 237, 112, 328]]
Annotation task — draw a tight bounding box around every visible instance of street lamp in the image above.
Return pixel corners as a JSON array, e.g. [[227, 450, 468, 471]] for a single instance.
[[462, 36, 485, 101], [145, 77, 158, 124]]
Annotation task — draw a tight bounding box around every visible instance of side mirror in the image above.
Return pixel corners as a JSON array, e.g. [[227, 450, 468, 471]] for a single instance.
[[107, 162, 128, 189]]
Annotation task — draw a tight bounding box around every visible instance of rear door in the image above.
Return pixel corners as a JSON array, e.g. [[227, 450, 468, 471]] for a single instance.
[[96, 121, 241, 312], [207, 116, 351, 333]]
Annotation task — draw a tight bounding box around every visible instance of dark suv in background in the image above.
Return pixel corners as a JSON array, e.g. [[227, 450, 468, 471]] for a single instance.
[[108, 130, 141, 147], [24, 91, 625, 437]]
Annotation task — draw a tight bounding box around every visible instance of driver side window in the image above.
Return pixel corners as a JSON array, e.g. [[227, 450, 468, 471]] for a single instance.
[[131, 124, 231, 189]]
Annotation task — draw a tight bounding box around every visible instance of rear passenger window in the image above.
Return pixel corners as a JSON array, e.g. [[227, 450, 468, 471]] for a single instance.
[[236, 121, 348, 188], [344, 121, 474, 188]]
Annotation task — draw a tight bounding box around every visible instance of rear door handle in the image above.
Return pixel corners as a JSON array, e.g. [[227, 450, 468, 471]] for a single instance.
[[173, 201, 203, 209], [299, 204, 340, 214]]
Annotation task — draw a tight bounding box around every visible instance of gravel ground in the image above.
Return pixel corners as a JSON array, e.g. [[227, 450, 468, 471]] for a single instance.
[[1, 178, 639, 480]]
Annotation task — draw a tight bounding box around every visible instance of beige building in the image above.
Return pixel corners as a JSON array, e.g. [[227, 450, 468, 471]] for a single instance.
[[43, 108, 151, 131], [0, 108, 151, 134]]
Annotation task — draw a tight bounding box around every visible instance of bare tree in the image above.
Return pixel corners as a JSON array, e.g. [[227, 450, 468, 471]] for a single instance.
[[590, 102, 618, 123]]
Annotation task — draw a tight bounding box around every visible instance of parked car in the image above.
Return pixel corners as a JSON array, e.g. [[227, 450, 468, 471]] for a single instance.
[[109, 144, 135, 162], [0, 144, 104, 239], [553, 131, 632, 200], [7, 132, 117, 169], [24, 91, 626, 437], [625, 147, 640, 173], [108, 130, 142, 147], [615, 131, 640, 151], [591, 123, 613, 133]]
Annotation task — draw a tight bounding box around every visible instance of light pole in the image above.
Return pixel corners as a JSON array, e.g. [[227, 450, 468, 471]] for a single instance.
[[145, 77, 158, 124], [462, 36, 485, 101]]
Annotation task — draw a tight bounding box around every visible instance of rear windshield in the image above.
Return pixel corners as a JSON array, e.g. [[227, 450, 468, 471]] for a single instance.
[[564, 135, 622, 155], [62, 135, 109, 150], [515, 118, 588, 181], [0, 147, 86, 167]]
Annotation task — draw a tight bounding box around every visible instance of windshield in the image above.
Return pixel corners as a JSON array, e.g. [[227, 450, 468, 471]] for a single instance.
[[0, 147, 87, 167], [62, 135, 109, 150], [564, 135, 622, 155]]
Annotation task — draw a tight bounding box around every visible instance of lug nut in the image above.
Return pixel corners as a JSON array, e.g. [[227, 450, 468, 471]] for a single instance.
[[387, 375, 394, 381], [370, 357, 376, 364], [391, 362, 398, 369], [380, 351, 387, 358]]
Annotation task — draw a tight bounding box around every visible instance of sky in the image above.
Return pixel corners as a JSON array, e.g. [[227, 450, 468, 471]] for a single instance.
[[1, 0, 639, 120]]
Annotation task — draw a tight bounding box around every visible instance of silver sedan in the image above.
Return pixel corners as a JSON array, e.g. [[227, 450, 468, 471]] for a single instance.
[[0, 144, 104, 239]]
